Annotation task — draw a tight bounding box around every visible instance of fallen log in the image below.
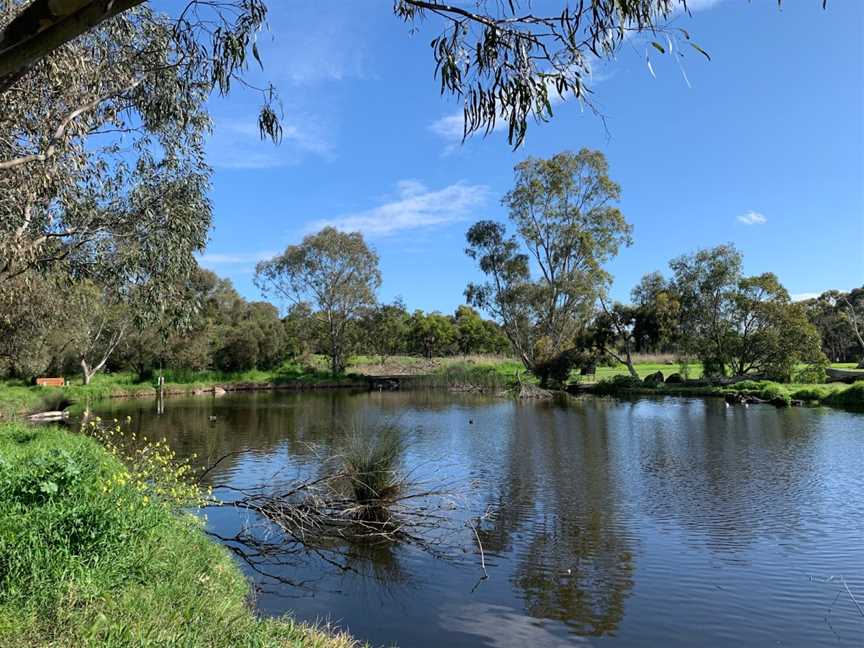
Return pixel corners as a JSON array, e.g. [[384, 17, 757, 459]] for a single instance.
[[28, 410, 70, 422], [826, 368, 864, 384]]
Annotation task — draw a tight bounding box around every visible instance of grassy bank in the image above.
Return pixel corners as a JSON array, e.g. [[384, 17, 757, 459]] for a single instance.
[[2, 355, 862, 419], [583, 375, 864, 409], [0, 361, 368, 420], [0, 422, 361, 648]]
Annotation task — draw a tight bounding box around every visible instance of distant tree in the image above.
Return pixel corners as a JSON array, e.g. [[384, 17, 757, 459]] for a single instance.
[[454, 305, 490, 355], [840, 288, 864, 366], [670, 245, 826, 380], [244, 302, 287, 370], [804, 291, 853, 362], [726, 273, 825, 381], [630, 271, 682, 353], [282, 302, 318, 359], [61, 281, 130, 385], [481, 320, 513, 355], [361, 299, 409, 364], [255, 227, 381, 377], [670, 244, 743, 377], [409, 311, 457, 359], [593, 300, 639, 379], [466, 150, 632, 376], [214, 327, 259, 374]]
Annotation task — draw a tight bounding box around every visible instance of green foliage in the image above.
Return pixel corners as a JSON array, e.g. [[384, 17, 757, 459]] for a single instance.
[[0, 422, 359, 647], [256, 227, 381, 377], [466, 150, 632, 372], [592, 374, 645, 395], [409, 310, 458, 359], [793, 360, 828, 384], [214, 327, 260, 373], [533, 348, 588, 389], [722, 381, 791, 406], [789, 386, 830, 402], [669, 247, 827, 381], [340, 425, 404, 507], [824, 381, 864, 407]]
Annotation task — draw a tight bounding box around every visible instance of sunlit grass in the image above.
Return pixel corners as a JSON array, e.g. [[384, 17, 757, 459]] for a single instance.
[[0, 422, 363, 648]]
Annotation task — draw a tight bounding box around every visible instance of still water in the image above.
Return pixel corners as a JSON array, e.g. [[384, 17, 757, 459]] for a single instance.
[[89, 391, 863, 647]]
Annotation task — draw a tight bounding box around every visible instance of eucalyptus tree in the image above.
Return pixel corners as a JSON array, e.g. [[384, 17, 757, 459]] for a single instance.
[[669, 244, 743, 376], [255, 227, 381, 377], [630, 271, 682, 353], [465, 150, 632, 373], [725, 273, 825, 380], [360, 299, 410, 365], [670, 246, 826, 380], [61, 280, 131, 385], [3, 2, 826, 150], [839, 288, 864, 366], [408, 311, 458, 359], [0, 2, 222, 330]]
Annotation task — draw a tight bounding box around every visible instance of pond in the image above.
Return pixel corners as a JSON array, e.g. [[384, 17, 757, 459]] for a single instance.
[[86, 390, 864, 647]]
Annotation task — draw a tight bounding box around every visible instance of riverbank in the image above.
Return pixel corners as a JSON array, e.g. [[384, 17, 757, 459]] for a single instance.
[[0, 421, 363, 648], [0, 356, 523, 420], [577, 375, 864, 409], [3, 356, 862, 420]]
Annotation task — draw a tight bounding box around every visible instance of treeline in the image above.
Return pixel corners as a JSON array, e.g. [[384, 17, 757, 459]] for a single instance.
[[578, 246, 863, 385], [3, 148, 861, 388], [0, 266, 509, 383]]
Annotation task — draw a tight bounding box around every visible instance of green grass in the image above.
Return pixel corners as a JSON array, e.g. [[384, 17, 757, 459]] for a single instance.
[[0, 361, 367, 420], [0, 422, 362, 648], [589, 362, 702, 382]]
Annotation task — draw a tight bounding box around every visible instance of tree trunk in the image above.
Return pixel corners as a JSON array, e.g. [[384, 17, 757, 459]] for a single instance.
[[80, 357, 93, 385]]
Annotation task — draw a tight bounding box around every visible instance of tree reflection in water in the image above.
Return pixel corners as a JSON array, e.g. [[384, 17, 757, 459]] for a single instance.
[[475, 400, 635, 636]]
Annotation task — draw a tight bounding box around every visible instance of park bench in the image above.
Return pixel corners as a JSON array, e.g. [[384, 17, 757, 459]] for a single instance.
[[35, 377, 65, 387]]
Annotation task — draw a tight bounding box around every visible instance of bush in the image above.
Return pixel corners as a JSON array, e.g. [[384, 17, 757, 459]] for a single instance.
[[213, 327, 259, 373], [592, 374, 644, 395], [824, 382, 864, 407], [724, 380, 790, 406], [533, 349, 591, 388], [793, 361, 828, 384], [790, 386, 830, 402]]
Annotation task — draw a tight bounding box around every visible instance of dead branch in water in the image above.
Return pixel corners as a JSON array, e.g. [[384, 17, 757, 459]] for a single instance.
[[200, 432, 479, 586]]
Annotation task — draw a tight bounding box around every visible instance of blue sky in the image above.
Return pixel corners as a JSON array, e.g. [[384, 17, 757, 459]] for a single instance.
[[197, 0, 864, 314]]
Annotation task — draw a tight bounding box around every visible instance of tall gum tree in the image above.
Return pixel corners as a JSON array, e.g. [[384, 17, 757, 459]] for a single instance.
[[255, 227, 381, 377], [466, 149, 632, 374]]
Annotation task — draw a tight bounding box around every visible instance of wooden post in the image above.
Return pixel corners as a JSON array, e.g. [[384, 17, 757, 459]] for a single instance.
[[157, 375, 165, 415]]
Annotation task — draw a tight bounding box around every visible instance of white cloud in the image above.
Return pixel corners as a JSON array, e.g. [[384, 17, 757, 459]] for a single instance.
[[207, 117, 334, 170], [737, 211, 768, 226], [308, 180, 489, 237], [790, 292, 820, 302]]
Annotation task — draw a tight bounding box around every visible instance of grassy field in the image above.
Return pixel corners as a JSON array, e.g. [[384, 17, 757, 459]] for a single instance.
[[0, 422, 362, 648]]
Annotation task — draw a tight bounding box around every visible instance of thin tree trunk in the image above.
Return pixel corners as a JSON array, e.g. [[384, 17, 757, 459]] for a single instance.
[[80, 358, 93, 385]]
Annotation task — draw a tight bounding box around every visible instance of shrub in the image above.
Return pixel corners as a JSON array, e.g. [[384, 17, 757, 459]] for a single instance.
[[790, 386, 829, 402], [340, 425, 404, 519], [824, 382, 864, 408], [593, 374, 644, 395], [793, 361, 828, 385], [724, 380, 790, 406], [213, 327, 259, 373]]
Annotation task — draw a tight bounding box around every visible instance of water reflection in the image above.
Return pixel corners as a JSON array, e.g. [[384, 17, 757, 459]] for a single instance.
[[85, 391, 864, 648]]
